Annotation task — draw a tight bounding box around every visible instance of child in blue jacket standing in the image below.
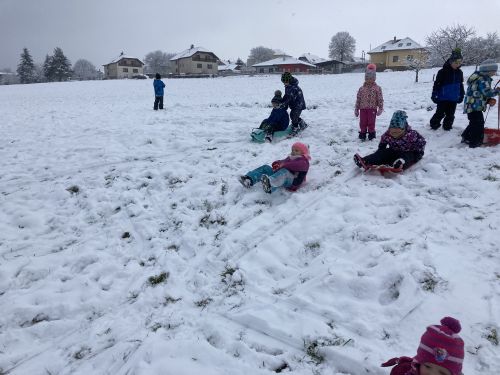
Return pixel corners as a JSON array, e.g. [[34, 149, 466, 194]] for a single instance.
[[280, 72, 307, 136], [429, 48, 464, 131], [153, 73, 165, 110]]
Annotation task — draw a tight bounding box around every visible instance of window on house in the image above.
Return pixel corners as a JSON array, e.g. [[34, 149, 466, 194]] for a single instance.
[[392, 56, 399, 63], [381, 46, 386, 50], [269, 68, 273, 73], [207, 64, 212, 69], [398, 43, 403, 47], [123, 68, 128, 72], [133, 69, 138, 73], [260, 68, 264, 73], [407, 55, 413, 61], [197, 63, 202, 68], [406, 43, 411, 46]]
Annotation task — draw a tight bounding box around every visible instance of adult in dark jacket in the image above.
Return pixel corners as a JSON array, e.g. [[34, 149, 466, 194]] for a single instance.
[[153, 73, 166, 110], [280, 72, 307, 136], [429, 49, 464, 131]]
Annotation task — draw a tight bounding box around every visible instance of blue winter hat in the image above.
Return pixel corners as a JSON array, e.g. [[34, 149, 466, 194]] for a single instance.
[[479, 59, 498, 73], [389, 110, 408, 129]]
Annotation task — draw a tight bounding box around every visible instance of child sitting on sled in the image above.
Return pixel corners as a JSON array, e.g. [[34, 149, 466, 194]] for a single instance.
[[354, 110, 426, 170], [258, 90, 290, 142], [239, 142, 310, 194], [381, 316, 464, 375]]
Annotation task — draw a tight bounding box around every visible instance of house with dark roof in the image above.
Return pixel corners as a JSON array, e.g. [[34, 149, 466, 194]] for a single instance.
[[170, 45, 220, 76], [252, 56, 316, 74], [368, 37, 428, 71], [103, 52, 145, 79], [314, 59, 346, 74], [298, 53, 327, 65]]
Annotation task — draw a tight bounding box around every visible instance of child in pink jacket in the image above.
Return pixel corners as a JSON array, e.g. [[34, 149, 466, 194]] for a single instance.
[[355, 63, 384, 141], [238, 142, 310, 194], [381, 317, 464, 375]]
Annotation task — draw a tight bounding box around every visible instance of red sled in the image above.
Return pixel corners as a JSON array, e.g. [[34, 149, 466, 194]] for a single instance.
[[483, 80, 500, 146], [354, 153, 404, 174]]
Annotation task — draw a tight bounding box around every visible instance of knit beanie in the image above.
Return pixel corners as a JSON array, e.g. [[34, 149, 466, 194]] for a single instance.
[[271, 90, 282, 104], [448, 48, 463, 63], [414, 317, 464, 375], [479, 59, 498, 73], [155, 73, 161, 79], [365, 63, 377, 80], [292, 142, 311, 160], [389, 110, 408, 129]]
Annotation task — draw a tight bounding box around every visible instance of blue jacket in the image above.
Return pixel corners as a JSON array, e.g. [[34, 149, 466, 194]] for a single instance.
[[463, 71, 500, 113], [281, 77, 306, 111], [432, 62, 464, 103], [153, 79, 165, 96], [265, 108, 289, 131]]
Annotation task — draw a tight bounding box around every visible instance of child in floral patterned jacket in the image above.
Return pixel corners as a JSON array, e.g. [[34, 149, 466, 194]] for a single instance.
[[381, 317, 464, 375], [355, 63, 384, 141], [239, 142, 310, 194], [354, 110, 426, 170]]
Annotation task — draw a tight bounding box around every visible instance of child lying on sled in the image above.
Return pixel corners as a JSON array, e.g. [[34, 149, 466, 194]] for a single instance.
[[239, 142, 310, 193], [354, 110, 426, 171]]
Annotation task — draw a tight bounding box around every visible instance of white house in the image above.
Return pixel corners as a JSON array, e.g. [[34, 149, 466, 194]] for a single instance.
[[103, 52, 145, 79]]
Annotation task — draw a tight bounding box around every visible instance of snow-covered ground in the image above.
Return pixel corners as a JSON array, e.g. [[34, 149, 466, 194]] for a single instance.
[[1, 68, 499, 375]]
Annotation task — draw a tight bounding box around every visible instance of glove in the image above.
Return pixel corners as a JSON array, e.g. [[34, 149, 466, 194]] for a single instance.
[[487, 97, 497, 107], [354, 109, 359, 117], [457, 96, 464, 104], [392, 158, 405, 169], [376, 108, 383, 116], [431, 93, 438, 104], [272, 161, 281, 171]]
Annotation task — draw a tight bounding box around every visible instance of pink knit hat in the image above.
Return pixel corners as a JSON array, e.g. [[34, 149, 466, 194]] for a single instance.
[[414, 317, 464, 375], [292, 142, 311, 160], [365, 63, 377, 80]]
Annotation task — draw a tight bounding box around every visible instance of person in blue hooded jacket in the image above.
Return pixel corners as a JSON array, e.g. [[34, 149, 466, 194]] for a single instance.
[[429, 49, 465, 131], [280, 72, 307, 136], [258, 90, 290, 141], [153, 73, 165, 110]]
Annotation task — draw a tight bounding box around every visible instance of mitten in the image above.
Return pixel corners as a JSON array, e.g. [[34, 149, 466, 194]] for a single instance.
[[272, 161, 281, 171], [376, 108, 383, 116], [431, 92, 438, 104], [393, 158, 405, 169], [487, 97, 497, 107], [457, 96, 464, 103], [354, 108, 359, 117]]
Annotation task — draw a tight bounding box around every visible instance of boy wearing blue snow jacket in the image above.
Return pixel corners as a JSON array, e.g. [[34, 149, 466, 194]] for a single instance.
[[280, 72, 307, 136], [153, 73, 165, 110], [259, 90, 290, 141], [430, 48, 464, 131]]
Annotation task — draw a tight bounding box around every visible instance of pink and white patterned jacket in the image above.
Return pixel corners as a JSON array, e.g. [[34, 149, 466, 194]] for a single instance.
[[355, 82, 384, 111]]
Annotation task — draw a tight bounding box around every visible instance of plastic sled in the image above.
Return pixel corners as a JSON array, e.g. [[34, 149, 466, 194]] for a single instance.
[[354, 153, 404, 175], [251, 127, 292, 143], [483, 128, 500, 146]]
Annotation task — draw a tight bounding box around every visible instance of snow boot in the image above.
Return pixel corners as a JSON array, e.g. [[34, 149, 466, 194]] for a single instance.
[[353, 154, 367, 169], [358, 132, 367, 141], [368, 131, 376, 140], [261, 175, 272, 194], [238, 175, 253, 188]]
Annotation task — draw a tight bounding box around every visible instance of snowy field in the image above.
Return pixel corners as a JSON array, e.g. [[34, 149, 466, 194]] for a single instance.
[[1, 67, 499, 375]]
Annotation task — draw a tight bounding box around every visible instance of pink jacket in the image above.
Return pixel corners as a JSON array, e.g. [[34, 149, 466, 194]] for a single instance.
[[355, 82, 384, 111]]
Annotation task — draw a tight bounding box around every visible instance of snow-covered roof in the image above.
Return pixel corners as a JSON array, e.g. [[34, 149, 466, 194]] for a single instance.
[[299, 53, 327, 64], [218, 64, 240, 72], [369, 37, 423, 54], [252, 57, 316, 68], [170, 46, 219, 61], [104, 53, 144, 65]]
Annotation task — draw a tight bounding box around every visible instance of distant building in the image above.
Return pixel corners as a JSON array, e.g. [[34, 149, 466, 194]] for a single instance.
[[252, 56, 316, 74], [368, 37, 428, 71], [103, 52, 145, 79], [299, 53, 327, 65], [314, 59, 346, 74], [170, 45, 220, 76], [0, 72, 18, 85]]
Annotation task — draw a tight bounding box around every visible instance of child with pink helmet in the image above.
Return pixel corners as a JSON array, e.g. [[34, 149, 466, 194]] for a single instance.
[[381, 317, 465, 375], [238, 142, 310, 194], [355, 63, 384, 141]]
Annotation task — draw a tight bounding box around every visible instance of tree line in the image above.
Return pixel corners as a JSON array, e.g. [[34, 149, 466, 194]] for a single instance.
[[11, 24, 500, 85]]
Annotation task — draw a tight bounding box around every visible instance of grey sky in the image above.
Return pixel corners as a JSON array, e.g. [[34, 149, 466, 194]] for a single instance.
[[1, 0, 499, 70]]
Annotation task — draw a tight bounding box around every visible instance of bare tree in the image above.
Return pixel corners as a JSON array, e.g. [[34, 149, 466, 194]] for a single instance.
[[73, 59, 98, 80], [425, 24, 476, 66], [144, 50, 175, 76], [247, 46, 275, 66], [328, 32, 356, 62], [405, 49, 430, 83]]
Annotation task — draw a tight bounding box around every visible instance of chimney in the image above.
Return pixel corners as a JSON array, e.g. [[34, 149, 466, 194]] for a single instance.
[[190, 44, 194, 49], [393, 36, 396, 43]]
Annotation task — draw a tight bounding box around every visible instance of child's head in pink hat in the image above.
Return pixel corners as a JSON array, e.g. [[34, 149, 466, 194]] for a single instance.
[[291, 142, 311, 160], [414, 317, 464, 375]]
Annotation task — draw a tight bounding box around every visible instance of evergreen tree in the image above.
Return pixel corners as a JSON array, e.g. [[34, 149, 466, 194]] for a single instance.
[[50, 47, 72, 81], [43, 54, 55, 82], [16, 47, 36, 84]]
